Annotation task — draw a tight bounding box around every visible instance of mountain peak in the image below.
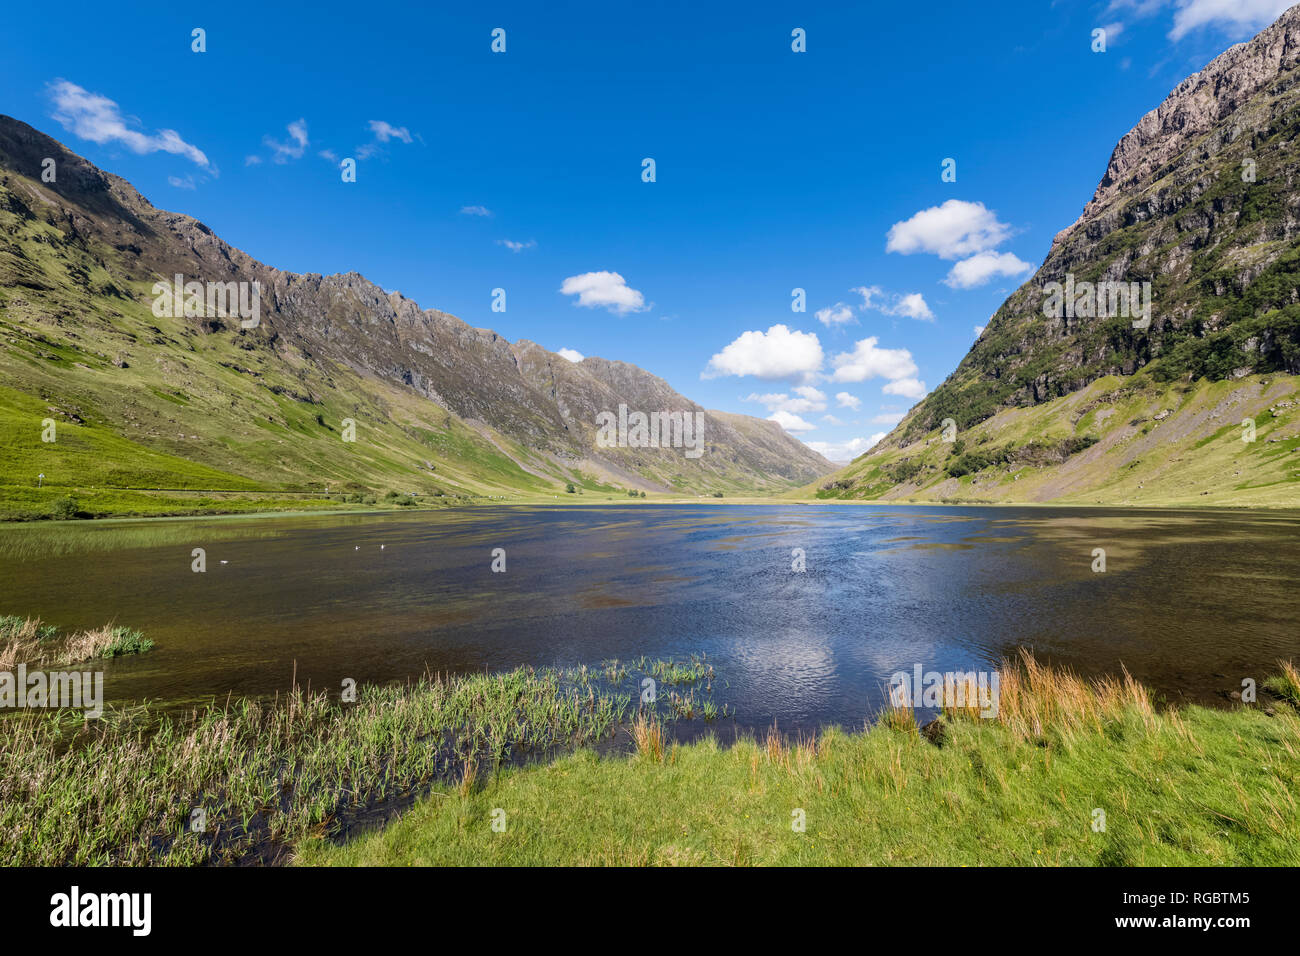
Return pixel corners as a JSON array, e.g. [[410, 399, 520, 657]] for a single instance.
[[1054, 3, 1300, 250]]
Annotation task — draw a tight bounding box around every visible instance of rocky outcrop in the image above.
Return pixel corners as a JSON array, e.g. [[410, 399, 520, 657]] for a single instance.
[[888, 3, 1300, 450]]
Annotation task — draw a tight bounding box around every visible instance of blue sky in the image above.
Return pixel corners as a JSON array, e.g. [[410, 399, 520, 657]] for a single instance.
[[1, 0, 1292, 460]]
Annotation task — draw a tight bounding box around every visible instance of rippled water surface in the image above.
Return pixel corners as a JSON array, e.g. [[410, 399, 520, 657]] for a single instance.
[[1, 504, 1297, 733]]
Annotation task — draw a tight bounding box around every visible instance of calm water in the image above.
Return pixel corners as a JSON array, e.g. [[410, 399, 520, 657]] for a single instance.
[[1, 504, 1297, 733]]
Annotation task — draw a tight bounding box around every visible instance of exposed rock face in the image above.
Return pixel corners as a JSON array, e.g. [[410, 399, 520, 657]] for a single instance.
[[0, 116, 831, 492], [1059, 12, 1300, 244], [889, 4, 1300, 450]]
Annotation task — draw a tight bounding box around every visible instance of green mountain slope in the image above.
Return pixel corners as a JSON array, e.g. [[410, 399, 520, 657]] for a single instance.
[[0, 117, 832, 519], [807, 6, 1300, 507]]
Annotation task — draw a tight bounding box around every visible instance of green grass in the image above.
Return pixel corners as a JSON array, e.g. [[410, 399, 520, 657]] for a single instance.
[[1264, 661, 1300, 706], [301, 659, 1300, 867], [98, 626, 153, 658], [801, 373, 1300, 508], [0, 657, 715, 865]]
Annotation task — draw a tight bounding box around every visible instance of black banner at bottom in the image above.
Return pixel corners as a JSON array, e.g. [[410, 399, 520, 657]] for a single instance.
[[0, 865, 1276, 942]]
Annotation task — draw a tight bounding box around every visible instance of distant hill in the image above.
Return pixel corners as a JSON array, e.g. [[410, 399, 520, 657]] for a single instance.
[[0, 116, 832, 518]]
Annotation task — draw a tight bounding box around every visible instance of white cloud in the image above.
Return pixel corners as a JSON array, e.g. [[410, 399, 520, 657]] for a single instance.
[[883, 377, 928, 399], [851, 285, 934, 321], [460, 205, 493, 217], [886, 199, 1013, 260], [821, 414, 844, 425], [368, 120, 413, 144], [265, 119, 309, 163], [556, 348, 584, 363], [319, 149, 338, 162], [167, 175, 196, 190], [835, 391, 861, 410], [560, 271, 648, 314], [851, 285, 884, 309], [815, 302, 857, 326], [974, 325, 986, 337], [829, 337, 918, 384], [944, 251, 1034, 289], [745, 386, 827, 415], [497, 239, 537, 252], [244, 155, 262, 166], [871, 411, 905, 425], [703, 324, 823, 380], [357, 120, 419, 160], [1169, 0, 1292, 39], [890, 292, 935, 321], [803, 435, 884, 461], [768, 410, 817, 433], [48, 80, 211, 169]]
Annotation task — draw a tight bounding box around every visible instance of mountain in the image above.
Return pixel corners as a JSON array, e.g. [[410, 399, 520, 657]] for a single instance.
[[808, 6, 1300, 507], [0, 116, 832, 518]]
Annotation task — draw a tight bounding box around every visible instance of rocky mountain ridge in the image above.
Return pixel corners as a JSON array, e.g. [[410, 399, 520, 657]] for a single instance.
[[0, 115, 831, 515]]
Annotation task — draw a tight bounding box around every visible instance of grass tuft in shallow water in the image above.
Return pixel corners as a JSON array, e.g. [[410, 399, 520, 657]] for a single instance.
[[0, 615, 153, 668]]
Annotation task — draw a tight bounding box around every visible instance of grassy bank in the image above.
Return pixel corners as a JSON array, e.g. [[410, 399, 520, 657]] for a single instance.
[[299, 656, 1300, 867], [3, 649, 1296, 866], [0, 658, 719, 865]]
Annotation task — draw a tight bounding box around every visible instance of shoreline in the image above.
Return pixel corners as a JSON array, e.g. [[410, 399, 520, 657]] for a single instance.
[[4, 652, 1293, 866], [4, 495, 1300, 527]]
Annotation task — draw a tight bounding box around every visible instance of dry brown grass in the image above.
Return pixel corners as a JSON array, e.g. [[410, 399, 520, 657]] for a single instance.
[[878, 650, 1169, 741], [879, 697, 918, 734], [58, 626, 121, 664], [0, 616, 42, 669], [979, 649, 1154, 741], [1265, 660, 1300, 706], [762, 725, 819, 772], [0, 616, 150, 668], [631, 713, 664, 762]]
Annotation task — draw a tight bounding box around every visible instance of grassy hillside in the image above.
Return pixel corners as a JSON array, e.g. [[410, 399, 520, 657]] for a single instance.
[[0, 283, 582, 519], [0, 117, 829, 519], [802, 373, 1300, 507]]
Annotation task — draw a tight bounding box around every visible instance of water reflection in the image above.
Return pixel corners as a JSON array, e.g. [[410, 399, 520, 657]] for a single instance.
[[0, 504, 1296, 733]]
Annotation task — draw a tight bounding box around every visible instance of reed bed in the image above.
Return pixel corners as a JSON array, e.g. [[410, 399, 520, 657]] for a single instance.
[[0, 656, 726, 865], [0, 614, 153, 668]]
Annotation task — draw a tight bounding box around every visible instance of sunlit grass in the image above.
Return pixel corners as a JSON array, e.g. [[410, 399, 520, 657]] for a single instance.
[[300, 655, 1300, 867], [0, 657, 717, 865]]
